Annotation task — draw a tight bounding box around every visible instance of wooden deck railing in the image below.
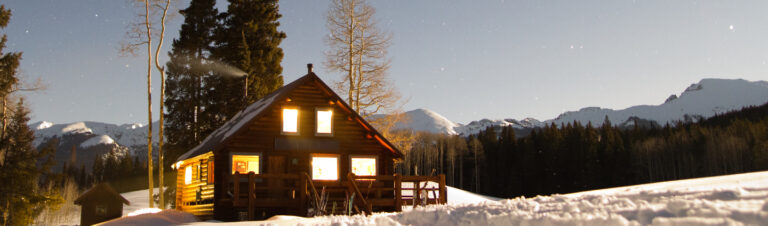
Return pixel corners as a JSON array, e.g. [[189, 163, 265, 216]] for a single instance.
[[230, 172, 447, 219]]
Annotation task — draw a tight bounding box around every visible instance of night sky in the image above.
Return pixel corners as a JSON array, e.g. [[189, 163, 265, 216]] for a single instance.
[[3, 0, 767, 125]]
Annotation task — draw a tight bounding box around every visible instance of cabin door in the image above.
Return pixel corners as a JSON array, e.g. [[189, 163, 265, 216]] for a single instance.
[[267, 155, 287, 197]]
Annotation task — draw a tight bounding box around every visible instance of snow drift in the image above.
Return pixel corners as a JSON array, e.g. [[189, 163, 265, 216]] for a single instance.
[[91, 171, 768, 225]]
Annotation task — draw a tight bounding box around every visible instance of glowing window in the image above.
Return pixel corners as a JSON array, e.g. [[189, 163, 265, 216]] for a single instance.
[[316, 109, 333, 135], [282, 108, 299, 133], [207, 159, 214, 183], [184, 165, 192, 185], [232, 155, 260, 174], [351, 157, 377, 176], [312, 155, 338, 180]]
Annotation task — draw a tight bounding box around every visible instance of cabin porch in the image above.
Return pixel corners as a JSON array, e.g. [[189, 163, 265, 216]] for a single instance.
[[224, 172, 447, 220]]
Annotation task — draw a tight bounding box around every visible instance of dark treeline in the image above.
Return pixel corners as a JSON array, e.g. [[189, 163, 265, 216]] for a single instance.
[[59, 154, 154, 193], [398, 103, 768, 198]]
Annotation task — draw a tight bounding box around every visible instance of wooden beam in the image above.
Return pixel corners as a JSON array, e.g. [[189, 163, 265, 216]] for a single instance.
[[346, 173, 372, 215], [439, 174, 447, 204], [248, 172, 255, 220], [394, 174, 402, 212], [374, 135, 395, 153]]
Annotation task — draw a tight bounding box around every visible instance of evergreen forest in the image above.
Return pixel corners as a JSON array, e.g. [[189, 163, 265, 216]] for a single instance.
[[399, 103, 768, 198]]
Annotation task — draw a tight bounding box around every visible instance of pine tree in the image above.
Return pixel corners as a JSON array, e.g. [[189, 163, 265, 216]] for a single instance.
[[164, 0, 219, 162], [0, 101, 61, 225], [211, 0, 286, 122], [92, 156, 104, 183], [0, 5, 21, 143]]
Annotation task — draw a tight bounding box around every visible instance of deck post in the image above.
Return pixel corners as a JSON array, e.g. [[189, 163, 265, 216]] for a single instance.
[[346, 173, 372, 215], [439, 174, 447, 204], [247, 172, 255, 220], [413, 181, 420, 207], [394, 174, 402, 211], [233, 172, 240, 205], [298, 173, 307, 216]]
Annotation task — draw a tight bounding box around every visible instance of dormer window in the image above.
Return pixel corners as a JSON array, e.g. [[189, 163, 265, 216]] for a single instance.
[[316, 108, 333, 135], [282, 108, 299, 134]]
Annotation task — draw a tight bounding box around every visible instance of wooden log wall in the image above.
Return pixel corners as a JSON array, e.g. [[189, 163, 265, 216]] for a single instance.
[[175, 152, 215, 219]]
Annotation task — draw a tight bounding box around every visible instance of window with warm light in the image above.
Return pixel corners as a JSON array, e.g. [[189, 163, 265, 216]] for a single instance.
[[351, 157, 377, 176], [231, 154, 260, 174], [316, 108, 333, 135], [282, 108, 299, 134], [207, 159, 214, 183], [312, 155, 338, 180], [184, 165, 192, 185]]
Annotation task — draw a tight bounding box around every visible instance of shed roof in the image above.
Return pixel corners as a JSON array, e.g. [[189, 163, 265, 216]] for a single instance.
[[177, 71, 403, 162], [74, 183, 130, 205]]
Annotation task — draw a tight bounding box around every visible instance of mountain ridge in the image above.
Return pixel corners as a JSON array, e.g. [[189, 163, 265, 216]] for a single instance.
[[397, 78, 768, 135], [29, 78, 768, 170]]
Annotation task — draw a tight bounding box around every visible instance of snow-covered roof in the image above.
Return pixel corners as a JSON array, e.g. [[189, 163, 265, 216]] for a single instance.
[[177, 72, 403, 162]]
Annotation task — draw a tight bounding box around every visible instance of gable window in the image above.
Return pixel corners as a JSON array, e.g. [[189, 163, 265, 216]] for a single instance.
[[231, 154, 261, 174], [282, 108, 299, 134], [316, 108, 333, 135], [351, 156, 377, 176], [311, 154, 338, 180]]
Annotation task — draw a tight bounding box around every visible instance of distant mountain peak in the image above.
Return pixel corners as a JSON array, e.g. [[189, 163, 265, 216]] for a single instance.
[[396, 108, 459, 135], [392, 78, 768, 136], [546, 78, 768, 127]]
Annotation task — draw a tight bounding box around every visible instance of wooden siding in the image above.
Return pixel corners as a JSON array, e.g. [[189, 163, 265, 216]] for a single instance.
[[219, 82, 394, 179], [175, 152, 215, 219], [178, 76, 403, 221]]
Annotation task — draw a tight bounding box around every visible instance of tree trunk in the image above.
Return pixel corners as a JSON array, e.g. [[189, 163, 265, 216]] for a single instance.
[[154, 0, 171, 209], [1, 96, 6, 141], [143, 0, 154, 209], [347, 1, 356, 111]]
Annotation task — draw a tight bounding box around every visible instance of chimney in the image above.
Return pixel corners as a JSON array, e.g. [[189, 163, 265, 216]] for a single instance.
[[307, 63, 313, 73]]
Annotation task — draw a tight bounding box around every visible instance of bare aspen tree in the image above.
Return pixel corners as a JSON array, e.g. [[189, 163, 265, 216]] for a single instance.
[[121, 0, 174, 209], [326, 0, 392, 117], [325, 0, 414, 152]]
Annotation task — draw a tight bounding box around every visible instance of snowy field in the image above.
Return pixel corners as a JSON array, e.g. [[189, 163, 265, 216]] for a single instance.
[[106, 171, 768, 225]]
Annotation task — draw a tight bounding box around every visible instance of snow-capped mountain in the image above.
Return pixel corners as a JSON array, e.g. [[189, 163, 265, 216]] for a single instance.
[[394, 109, 460, 135], [544, 78, 768, 127], [30, 78, 768, 162], [31, 121, 158, 148], [30, 121, 159, 172], [396, 78, 768, 135]]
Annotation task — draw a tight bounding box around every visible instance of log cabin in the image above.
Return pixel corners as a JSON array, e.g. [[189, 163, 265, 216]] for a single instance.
[[174, 64, 446, 221]]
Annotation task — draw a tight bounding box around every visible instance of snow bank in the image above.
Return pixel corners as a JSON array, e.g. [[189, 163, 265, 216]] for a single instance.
[[185, 171, 768, 225], [106, 171, 768, 225], [99, 209, 197, 226]]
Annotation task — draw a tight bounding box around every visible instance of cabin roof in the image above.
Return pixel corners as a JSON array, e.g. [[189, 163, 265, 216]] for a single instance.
[[177, 71, 403, 162], [74, 183, 130, 205]]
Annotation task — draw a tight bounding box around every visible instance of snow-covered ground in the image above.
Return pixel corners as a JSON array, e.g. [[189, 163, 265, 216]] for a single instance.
[[106, 171, 768, 225], [120, 187, 168, 215]]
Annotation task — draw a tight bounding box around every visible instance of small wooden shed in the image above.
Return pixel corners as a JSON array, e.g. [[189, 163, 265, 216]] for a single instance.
[[74, 183, 130, 226]]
